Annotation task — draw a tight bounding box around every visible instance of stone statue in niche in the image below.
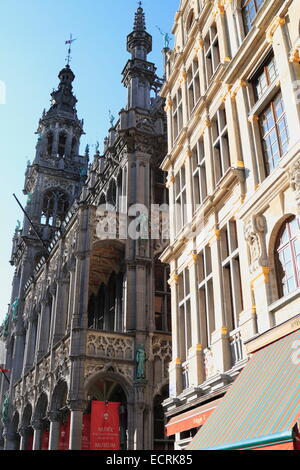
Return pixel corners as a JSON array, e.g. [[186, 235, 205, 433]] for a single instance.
[[136, 344, 146, 380]]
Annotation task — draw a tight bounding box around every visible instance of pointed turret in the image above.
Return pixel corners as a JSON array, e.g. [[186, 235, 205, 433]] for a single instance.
[[122, 5, 156, 109]]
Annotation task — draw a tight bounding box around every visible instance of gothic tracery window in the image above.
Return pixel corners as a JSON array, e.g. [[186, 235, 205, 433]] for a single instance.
[[58, 132, 67, 157], [47, 132, 54, 155], [275, 217, 300, 298], [41, 189, 69, 227]]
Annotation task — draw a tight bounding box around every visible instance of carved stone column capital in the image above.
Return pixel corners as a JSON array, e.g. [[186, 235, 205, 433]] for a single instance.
[[31, 419, 45, 431], [48, 411, 63, 423]]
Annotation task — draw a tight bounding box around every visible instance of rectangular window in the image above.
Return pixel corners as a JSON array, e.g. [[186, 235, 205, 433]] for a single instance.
[[212, 108, 230, 184], [175, 166, 187, 234], [192, 139, 207, 210], [172, 88, 183, 142], [260, 92, 289, 174], [204, 23, 220, 84], [154, 263, 171, 332], [220, 221, 243, 332], [178, 269, 192, 363], [253, 54, 278, 101], [187, 58, 201, 117], [197, 246, 215, 348]]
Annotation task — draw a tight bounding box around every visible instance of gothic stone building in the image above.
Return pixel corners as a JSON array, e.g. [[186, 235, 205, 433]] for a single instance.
[[160, 0, 300, 450], [0, 6, 173, 451]]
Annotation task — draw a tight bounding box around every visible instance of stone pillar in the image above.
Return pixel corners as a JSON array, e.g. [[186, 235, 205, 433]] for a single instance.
[[68, 402, 84, 450], [187, 253, 205, 387], [209, 230, 231, 373], [215, 5, 231, 63], [168, 272, 182, 396], [36, 299, 48, 361], [32, 419, 43, 450], [134, 381, 146, 450], [231, 80, 259, 191], [4, 431, 19, 450], [48, 412, 62, 450], [19, 427, 28, 451], [23, 312, 38, 375], [180, 69, 188, 128], [52, 278, 69, 346]]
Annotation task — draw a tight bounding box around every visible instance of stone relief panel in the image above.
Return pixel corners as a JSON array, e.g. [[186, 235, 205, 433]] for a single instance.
[[86, 332, 134, 361], [150, 335, 172, 385], [244, 214, 267, 274]]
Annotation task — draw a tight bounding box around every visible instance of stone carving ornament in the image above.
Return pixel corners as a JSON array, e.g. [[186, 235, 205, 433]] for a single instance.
[[289, 157, 300, 215], [244, 215, 267, 274]]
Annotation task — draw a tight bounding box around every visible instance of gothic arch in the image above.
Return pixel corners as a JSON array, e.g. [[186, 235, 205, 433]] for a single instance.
[[268, 213, 297, 301], [84, 370, 134, 405], [33, 392, 48, 422], [21, 403, 32, 428], [50, 380, 68, 412]]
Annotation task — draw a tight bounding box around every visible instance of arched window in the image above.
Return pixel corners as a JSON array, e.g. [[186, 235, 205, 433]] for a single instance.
[[47, 132, 54, 155], [186, 10, 194, 33], [242, 0, 265, 35], [71, 137, 77, 155], [88, 272, 123, 332], [107, 179, 117, 208], [275, 216, 300, 298], [58, 132, 67, 157], [41, 189, 69, 227]]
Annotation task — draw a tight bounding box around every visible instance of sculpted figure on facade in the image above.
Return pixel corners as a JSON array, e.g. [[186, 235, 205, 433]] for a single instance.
[[244, 215, 267, 274], [289, 157, 300, 215]]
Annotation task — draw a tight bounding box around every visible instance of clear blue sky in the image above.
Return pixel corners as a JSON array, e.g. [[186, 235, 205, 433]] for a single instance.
[[0, 0, 177, 323]]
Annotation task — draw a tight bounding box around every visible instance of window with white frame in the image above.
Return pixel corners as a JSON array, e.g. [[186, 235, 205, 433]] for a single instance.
[[211, 108, 230, 184], [220, 221, 243, 332], [251, 54, 289, 175], [187, 58, 201, 117], [191, 139, 207, 210], [197, 246, 215, 348], [174, 166, 187, 234], [204, 23, 220, 85], [172, 88, 183, 142], [178, 268, 192, 363], [242, 0, 265, 36]]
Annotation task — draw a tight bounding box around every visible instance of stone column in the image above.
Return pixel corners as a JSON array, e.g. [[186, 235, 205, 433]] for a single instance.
[[36, 299, 48, 362], [51, 278, 69, 346], [19, 427, 28, 451], [4, 431, 19, 450], [215, 5, 231, 63], [48, 412, 62, 450], [168, 272, 182, 397], [180, 69, 188, 128], [68, 402, 85, 450], [23, 312, 38, 375], [187, 253, 205, 387], [209, 230, 231, 373], [134, 381, 146, 450], [32, 419, 43, 450]]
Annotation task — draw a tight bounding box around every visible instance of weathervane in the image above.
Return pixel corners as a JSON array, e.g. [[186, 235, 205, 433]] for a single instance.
[[65, 33, 77, 66], [138, 1, 142, 7]]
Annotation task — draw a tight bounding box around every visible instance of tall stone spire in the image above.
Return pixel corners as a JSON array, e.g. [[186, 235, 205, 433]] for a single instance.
[[123, 5, 156, 109]]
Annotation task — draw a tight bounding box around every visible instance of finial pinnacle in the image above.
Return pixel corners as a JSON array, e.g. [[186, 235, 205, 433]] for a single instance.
[[65, 33, 77, 66]]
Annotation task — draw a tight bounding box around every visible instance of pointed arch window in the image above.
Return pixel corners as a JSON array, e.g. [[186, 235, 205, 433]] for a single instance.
[[47, 132, 54, 155], [275, 216, 300, 298], [41, 189, 69, 227], [58, 132, 67, 157], [242, 0, 265, 35]]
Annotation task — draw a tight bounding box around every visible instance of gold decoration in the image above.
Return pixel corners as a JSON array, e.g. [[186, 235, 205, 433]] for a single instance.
[[266, 17, 286, 44]]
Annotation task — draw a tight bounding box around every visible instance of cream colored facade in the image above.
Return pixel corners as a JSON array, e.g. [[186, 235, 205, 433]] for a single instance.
[[161, 0, 300, 449]]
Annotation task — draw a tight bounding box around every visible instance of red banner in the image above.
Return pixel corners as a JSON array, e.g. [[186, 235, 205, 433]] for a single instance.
[[27, 432, 33, 451], [81, 413, 91, 450], [41, 429, 49, 450], [90, 401, 121, 450], [59, 415, 70, 450]]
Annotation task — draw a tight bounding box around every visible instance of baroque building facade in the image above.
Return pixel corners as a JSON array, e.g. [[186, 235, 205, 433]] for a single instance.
[[160, 0, 300, 449], [0, 6, 173, 451]]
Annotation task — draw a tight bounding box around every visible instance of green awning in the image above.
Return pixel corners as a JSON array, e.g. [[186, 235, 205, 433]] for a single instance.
[[188, 329, 300, 450]]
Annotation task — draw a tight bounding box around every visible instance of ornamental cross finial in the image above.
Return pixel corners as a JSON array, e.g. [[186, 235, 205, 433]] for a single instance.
[[65, 33, 77, 66]]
